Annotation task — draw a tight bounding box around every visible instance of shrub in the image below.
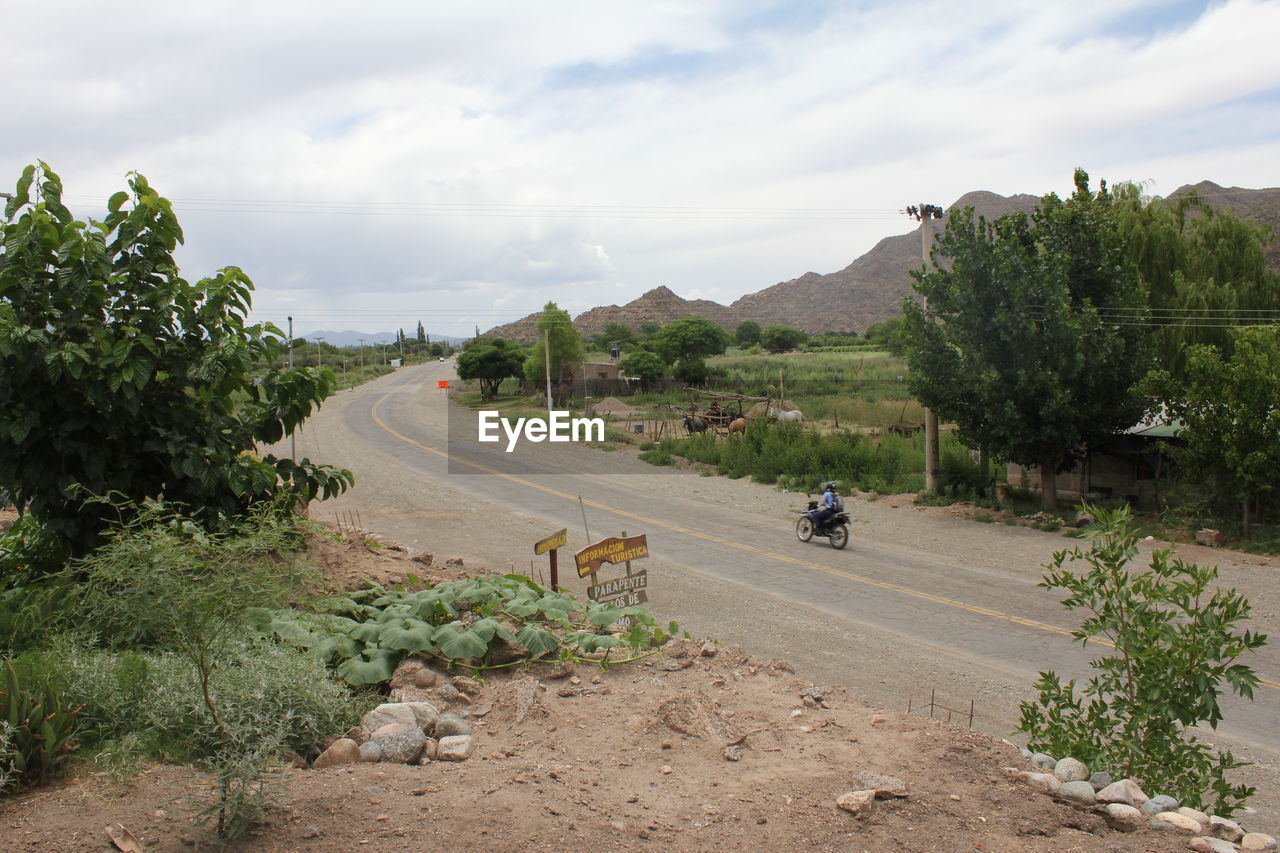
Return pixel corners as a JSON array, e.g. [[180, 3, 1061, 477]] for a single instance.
[[0, 658, 79, 791], [1017, 505, 1266, 815]]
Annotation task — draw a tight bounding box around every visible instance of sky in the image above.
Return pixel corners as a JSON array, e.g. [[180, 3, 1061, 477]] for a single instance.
[[7, 0, 1280, 340]]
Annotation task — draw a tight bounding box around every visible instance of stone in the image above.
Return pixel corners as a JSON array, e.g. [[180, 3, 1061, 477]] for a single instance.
[[1055, 780, 1096, 806], [451, 675, 483, 695], [389, 658, 429, 689], [1196, 528, 1226, 547], [849, 772, 908, 799], [437, 734, 475, 762], [1030, 752, 1056, 770], [358, 741, 383, 763], [1074, 510, 1096, 527], [312, 738, 361, 769], [414, 668, 437, 688], [434, 683, 461, 703], [1241, 832, 1279, 851], [404, 701, 441, 731], [372, 724, 427, 764], [1142, 794, 1181, 815], [699, 642, 718, 657], [1189, 838, 1244, 853], [1096, 778, 1149, 807], [418, 737, 439, 763], [835, 790, 876, 819], [433, 713, 473, 738], [1019, 747, 1033, 759], [1209, 816, 1245, 843], [1101, 803, 1144, 832], [1088, 770, 1112, 791], [1053, 757, 1090, 783], [1016, 771, 1061, 795], [1176, 807, 1210, 832], [360, 703, 418, 735], [1150, 811, 1202, 834]]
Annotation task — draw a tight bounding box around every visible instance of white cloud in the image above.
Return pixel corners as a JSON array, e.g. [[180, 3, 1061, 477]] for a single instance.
[[5, 0, 1279, 334]]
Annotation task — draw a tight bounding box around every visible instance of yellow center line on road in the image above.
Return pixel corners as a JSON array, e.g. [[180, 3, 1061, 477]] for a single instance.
[[369, 382, 1280, 693]]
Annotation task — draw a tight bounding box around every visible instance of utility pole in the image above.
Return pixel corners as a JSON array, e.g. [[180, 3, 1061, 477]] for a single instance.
[[358, 338, 365, 372], [314, 336, 324, 367], [288, 316, 296, 463], [543, 327, 554, 411], [906, 203, 945, 493]]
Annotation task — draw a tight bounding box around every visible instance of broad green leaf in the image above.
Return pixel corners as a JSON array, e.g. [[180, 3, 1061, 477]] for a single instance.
[[514, 624, 560, 657], [433, 624, 489, 660]]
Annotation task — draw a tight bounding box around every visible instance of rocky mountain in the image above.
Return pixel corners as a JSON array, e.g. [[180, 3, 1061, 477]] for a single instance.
[[481, 182, 1280, 342]]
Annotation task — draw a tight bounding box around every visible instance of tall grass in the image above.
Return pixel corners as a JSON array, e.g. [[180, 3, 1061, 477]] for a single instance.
[[644, 421, 984, 496]]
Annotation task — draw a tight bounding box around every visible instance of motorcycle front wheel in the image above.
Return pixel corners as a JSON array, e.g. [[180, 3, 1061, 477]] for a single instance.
[[795, 517, 814, 542], [828, 523, 849, 549]]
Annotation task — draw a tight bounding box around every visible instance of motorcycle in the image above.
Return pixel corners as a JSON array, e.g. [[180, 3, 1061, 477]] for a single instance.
[[796, 499, 850, 549]]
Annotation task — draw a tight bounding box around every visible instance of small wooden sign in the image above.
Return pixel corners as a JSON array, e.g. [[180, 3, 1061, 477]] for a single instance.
[[587, 570, 648, 600], [534, 528, 568, 556], [575, 534, 649, 578]]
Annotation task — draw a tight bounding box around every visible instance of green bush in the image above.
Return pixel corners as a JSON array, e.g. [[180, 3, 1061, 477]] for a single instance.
[[1017, 505, 1266, 815], [0, 657, 79, 791]]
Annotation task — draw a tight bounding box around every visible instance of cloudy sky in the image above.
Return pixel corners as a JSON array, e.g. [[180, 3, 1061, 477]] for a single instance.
[[7, 0, 1280, 339]]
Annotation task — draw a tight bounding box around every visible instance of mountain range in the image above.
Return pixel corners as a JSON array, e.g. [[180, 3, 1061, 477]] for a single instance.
[[483, 182, 1280, 343]]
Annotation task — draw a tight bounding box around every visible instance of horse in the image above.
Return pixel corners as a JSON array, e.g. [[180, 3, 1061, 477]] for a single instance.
[[773, 410, 804, 423], [727, 417, 747, 436]]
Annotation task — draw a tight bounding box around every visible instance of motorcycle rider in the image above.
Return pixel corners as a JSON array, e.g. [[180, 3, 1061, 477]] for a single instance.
[[811, 481, 842, 528]]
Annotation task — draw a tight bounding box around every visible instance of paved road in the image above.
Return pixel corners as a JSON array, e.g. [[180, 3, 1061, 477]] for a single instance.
[[295, 361, 1280, 828]]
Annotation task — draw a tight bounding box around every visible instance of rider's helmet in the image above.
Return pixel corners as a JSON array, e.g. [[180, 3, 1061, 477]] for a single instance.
[[825, 481, 838, 492]]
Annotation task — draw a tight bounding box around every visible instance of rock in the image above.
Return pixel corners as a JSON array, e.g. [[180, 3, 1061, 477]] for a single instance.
[[1056, 780, 1096, 806], [451, 675, 483, 695], [445, 557, 464, 569], [372, 724, 427, 764], [1053, 757, 1090, 783], [1209, 816, 1245, 843], [1074, 510, 1096, 527], [1088, 771, 1113, 791], [1101, 803, 1144, 832], [389, 658, 429, 689], [414, 668, 437, 688], [1189, 838, 1244, 853], [1150, 811, 1202, 833], [1176, 807, 1210, 832], [1143, 794, 1182, 815], [358, 741, 383, 763], [1242, 832, 1279, 851], [1030, 752, 1056, 770], [404, 701, 441, 731], [312, 738, 361, 769], [433, 713, 473, 738], [1019, 747, 1033, 759], [699, 642, 718, 657], [835, 790, 877, 819], [1016, 771, 1061, 795], [1196, 528, 1226, 547], [849, 772, 909, 799], [360, 703, 418, 735], [437, 735, 475, 762], [1097, 778, 1149, 807], [411, 551, 434, 566], [418, 738, 438, 763], [435, 683, 461, 703]]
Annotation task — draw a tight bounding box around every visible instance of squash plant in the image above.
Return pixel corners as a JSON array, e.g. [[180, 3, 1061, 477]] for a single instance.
[[262, 574, 679, 686]]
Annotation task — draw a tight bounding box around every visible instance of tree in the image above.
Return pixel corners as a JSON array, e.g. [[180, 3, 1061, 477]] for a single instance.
[[456, 338, 526, 400], [0, 164, 352, 553], [522, 302, 585, 405], [760, 324, 808, 352], [416, 321, 426, 344], [617, 351, 666, 389], [1148, 326, 1280, 537], [734, 320, 762, 347], [862, 317, 904, 354], [900, 170, 1149, 510], [601, 322, 633, 347], [1018, 505, 1264, 815], [653, 316, 729, 365]]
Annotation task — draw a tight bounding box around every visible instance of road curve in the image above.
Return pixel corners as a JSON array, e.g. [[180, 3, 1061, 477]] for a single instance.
[[292, 362, 1280, 829]]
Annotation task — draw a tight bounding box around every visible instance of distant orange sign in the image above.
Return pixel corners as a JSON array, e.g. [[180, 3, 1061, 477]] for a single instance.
[[437, 380, 450, 389]]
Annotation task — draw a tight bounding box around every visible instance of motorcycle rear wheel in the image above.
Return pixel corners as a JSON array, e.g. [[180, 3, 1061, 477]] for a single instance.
[[828, 523, 849, 549], [795, 517, 814, 542]]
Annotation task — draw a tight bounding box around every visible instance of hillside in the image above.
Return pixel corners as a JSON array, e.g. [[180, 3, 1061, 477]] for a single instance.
[[481, 182, 1280, 342]]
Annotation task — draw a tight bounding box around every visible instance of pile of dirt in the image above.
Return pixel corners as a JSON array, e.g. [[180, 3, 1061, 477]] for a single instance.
[[590, 396, 641, 418]]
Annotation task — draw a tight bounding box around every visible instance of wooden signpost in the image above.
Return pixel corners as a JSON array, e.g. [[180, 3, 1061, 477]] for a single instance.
[[534, 528, 568, 589], [575, 533, 650, 628]]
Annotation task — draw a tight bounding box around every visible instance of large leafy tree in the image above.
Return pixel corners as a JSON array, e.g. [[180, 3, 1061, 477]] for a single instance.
[[1148, 326, 1280, 538], [617, 351, 666, 388], [901, 170, 1149, 510], [760, 324, 808, 352], [456, 338, 526, 400], [653, 316, 729, 383], [0, 163, 351, 553]]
